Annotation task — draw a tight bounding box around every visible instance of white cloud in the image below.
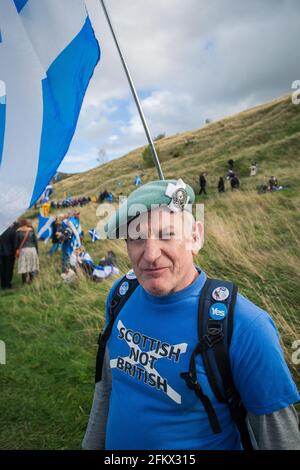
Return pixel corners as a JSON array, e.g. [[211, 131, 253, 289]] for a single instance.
[[0, 80, 5, 97], [60, 147, 99, 173]]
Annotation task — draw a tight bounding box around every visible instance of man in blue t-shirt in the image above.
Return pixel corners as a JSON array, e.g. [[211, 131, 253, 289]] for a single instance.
[[83, 179, 300, 450]]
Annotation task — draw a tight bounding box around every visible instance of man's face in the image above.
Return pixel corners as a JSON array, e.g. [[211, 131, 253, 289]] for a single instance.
[[126, 208, 202, 296]]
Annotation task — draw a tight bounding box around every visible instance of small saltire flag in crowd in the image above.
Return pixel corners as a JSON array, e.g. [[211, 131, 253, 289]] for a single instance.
[[0, 0, 100, 234], [88, 227, 101, 242], [62, 215, 83, 256], [37, 212, 54, 242]]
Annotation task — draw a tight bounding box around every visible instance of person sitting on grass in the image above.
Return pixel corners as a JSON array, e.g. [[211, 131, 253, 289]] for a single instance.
[[70, 247, 94, 278], [98, 250, 117, 268], [268, 176, 283, 192]]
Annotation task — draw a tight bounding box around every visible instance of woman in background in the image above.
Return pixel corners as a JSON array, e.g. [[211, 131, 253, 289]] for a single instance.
[[16, 219, 39, 285]]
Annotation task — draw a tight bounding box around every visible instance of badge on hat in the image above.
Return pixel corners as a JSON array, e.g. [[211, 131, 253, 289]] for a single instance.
[[209, 303, 228, 320], [119, 281, 129, 296], [165, 178, 189, 212], [126, 269, 137, 280], [212, 286, 230, 302]]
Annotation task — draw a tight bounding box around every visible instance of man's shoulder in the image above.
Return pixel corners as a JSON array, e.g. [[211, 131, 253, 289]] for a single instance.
[[232, 292, 277, 341], [204, 276, 272, 336], [106, 272, 139, 305], [107, 276, 123, 300]]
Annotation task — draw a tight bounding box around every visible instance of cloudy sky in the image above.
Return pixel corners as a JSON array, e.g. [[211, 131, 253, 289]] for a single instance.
[[59, 0, 300, 173]]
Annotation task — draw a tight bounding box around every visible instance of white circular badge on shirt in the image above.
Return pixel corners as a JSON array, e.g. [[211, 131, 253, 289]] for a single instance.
[[126, 269, 137, 280], [212, 286, 230, 302], [119, 281, 129, 296]]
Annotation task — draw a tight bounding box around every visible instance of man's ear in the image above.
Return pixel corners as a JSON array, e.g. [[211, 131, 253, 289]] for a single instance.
[[191, 221, 204, 256]]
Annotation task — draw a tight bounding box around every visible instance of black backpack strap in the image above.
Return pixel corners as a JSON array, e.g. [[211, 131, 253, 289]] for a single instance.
[[181, 277, 254, 450], [95, 274, 139, 383], [198, 279, 236, 403], [181, 279, 222, 433], [199, 278, 253, 450]]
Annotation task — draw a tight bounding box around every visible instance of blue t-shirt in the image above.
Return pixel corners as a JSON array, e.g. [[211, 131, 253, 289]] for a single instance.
[[105, 271, 299, 450]]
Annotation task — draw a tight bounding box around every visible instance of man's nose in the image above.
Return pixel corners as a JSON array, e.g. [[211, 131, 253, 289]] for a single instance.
[[143, 238, 161, 263]]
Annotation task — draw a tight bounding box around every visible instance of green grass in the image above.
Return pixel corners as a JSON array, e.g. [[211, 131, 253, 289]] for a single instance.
[[0, 94, 300, 449]]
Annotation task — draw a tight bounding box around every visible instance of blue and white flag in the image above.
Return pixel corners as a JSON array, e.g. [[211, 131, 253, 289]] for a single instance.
[[134, 175, 141, 186], [44, 184, 53, 199], [62, 215, 83, 256], [88, 227, 101, 242], [37, 213, 54, 242], [53, 172, 61, 182], [93, 264, 120, 280], [0, 0, 100, 234]]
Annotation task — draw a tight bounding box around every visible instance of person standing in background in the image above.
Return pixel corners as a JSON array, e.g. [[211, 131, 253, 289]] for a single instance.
[[218, 177, 225, 193], [250, 163, 257, 177], [199, 172, 207, 195], [15, 219, 39, 285], [0, 222, 18, 290], [48, 215, 63, 257]]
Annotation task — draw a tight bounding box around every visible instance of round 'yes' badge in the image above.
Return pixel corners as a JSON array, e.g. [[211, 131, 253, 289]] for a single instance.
[[119, 281, 129, 296], [212, 286, 230, 302], [209, 303, 228, 321]]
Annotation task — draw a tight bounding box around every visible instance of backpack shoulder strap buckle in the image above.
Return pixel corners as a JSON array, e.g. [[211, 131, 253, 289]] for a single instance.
[[203, 331, 224, 348], [203, 322, 224, 348], [180, 371, 198, 390]]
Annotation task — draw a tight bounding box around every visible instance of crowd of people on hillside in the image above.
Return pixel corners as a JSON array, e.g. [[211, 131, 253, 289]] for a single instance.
[[198, 159, 283, 196], [0, 209, 120, 291], [0, 154, 284, 293], [98, 190, 114, 203], [50, 196, 91, 210], [198, 160, 241, 195], [46, 211, 119, 284]]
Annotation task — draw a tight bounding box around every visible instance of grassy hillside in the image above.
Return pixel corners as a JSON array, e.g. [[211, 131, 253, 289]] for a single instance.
[[0, 94, 299, 449], [54, 94, 300, 198]]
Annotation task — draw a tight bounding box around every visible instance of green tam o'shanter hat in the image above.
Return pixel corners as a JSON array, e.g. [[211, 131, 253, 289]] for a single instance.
[[105, 178, 195, 239]]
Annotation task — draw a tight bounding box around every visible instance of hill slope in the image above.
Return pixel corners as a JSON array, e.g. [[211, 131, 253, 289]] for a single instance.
[[0, 94, 299, 449], [54, 94, 300, 198]]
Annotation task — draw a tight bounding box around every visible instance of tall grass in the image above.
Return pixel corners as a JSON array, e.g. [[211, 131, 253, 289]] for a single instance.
[[198, 190, 300, 379]]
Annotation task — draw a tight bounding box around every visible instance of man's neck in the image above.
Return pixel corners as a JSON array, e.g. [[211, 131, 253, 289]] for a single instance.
[[172, 266, 200, 294]]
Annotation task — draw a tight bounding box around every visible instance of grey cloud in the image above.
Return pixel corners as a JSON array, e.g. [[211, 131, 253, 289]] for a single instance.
[[62, 0, 300, 172]]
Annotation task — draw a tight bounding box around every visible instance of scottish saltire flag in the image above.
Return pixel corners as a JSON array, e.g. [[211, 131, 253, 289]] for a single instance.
[[134, 175, 141, 186], [37, 213, 54, 242], [43, 184, 53, 199], [93, 265, 120, 280], [0, 81, 5, 166], [80, 251, 94, 266], [62, 215, 83, 256], [53, 172, 60, 182], [0, 0, 100, 234], [88, 227, 100, 242]]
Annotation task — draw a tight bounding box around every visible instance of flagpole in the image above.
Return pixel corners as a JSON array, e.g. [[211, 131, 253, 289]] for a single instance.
[[99, 0, 165, 180]]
